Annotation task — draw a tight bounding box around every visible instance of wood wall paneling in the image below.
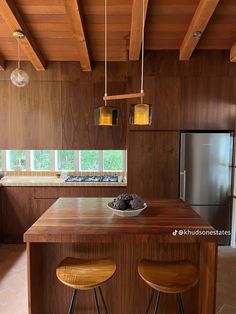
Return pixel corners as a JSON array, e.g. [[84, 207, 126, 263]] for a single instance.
[[180, 77, 235, 130], [127, 131, 179, 199], [0, 51, 235, 201], [0, 80, 62, 149], [128, 75, 181, 130]]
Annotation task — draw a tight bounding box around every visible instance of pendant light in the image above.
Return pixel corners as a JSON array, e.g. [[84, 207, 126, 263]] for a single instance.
[[94, 0, 118, 126], [130, 0, 152, 125], [11, 31, 29, 88]]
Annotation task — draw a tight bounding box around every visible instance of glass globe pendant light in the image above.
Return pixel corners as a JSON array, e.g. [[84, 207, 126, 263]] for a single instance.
[[94, 0, 118, 126], [130, 0, 152, 126], [11, 31, 29, 88]]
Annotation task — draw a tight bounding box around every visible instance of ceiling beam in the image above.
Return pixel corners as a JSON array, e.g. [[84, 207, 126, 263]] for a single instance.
[[230, 43, 236, 62], [129, 0, 149, 60], [64, 0, 91, 71], [179, 0, 220, 60], [0, 0, 46, 71]]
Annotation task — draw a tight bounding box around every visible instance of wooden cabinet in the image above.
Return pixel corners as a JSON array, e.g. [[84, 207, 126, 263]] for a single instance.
[[127, 131, 179, 199], [0, 186, 126, 243], [1, 187, 35, 243]]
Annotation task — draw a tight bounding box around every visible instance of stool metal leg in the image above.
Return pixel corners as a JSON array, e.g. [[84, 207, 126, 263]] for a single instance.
[[68, 289, 78, 314], [98, 286, 108, 314], [93, 288, 100, 314], [177, 293, 184, 314], [145, 290, 155, 314], [154, 292, 160, 314]]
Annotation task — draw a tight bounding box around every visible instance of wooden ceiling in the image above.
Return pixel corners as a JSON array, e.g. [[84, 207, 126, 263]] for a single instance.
[[0, 0, 236, 71]]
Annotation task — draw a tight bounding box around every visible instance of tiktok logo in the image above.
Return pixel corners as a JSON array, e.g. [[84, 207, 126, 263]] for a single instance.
[[172, 230, 178, 236]]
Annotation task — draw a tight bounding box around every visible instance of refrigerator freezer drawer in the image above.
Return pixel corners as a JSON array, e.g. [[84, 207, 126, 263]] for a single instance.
[[191, 205, 231, 245]]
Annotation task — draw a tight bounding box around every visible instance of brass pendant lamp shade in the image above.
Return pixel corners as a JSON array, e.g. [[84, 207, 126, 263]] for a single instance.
[[94, 0, 118, 126], [130, 103, 152, 125], [95, 106, 118, 126], [129, 0, 152, 126]]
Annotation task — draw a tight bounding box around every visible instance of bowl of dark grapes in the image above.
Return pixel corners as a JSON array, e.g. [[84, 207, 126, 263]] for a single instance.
[[107, 193, 147, 217]]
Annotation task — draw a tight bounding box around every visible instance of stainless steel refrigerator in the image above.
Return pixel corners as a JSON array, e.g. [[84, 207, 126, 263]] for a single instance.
[[179, 132, 233, 245]]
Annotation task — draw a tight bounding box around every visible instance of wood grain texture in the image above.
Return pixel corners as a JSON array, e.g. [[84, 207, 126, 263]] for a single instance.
[[0, 56, 5, 70], [138, 259, 199, 293], [129, 0, 149, 60], [0, 52, 235, 150], [103, 92, 144, 101], [127, 131, 180, 199], [63, 0, 91, 71], [0, 0, 46, 70], [0, 80, 62, 149], [1, 186, 126, 243], [24, 198, 217, 243], [179, 0, 220, 60], [1, 187, 34, 243], [25, 198, 218, 314], [0, 0, 236, 61], [230, 42, 236, 62], [198, 243, 217, 314], [56, 257, 116, 290], [180, 77, 235, 130], [28, 242, 202, 314]]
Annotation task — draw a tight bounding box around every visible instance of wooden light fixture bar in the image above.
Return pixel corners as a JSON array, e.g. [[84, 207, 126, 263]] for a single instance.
[[103, 92, 144, 101], [179, 0, 220, 60], [64, 0, 91, 71], [0, 0, 46, 71], [129, 0, 149, 60], [230, 43, 236, 62]]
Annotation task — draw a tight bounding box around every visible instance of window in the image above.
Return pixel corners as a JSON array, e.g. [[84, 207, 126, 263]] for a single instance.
[[57, 150, 75, 170], [0, 150, 126, 172], [8, 150, 26, 170], [80, 150, 99, 171], [103, 150, 123, 171], [32, 150, 51, 171]]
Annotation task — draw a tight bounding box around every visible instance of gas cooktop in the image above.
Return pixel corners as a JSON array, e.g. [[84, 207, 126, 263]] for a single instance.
[[65, 175, 119, 183]]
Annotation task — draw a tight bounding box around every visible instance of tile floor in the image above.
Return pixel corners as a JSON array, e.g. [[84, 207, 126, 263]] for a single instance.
[[0, 244, 235, 314]]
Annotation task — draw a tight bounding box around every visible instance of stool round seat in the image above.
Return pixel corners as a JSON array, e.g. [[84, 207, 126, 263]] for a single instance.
[[138, 259, 199, 294], [56, 257, 116, 290]]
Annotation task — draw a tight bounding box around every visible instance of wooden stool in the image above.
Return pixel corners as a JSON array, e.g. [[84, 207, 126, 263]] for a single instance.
[[138, 260, 199, 314], [56, 257, 116, 314]]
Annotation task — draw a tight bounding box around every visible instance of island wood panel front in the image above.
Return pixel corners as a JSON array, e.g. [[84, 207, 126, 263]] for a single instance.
[[24, 198, 218, 314]]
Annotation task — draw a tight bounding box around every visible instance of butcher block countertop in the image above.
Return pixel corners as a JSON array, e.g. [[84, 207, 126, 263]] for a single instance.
[[24, 198, 218, 243]]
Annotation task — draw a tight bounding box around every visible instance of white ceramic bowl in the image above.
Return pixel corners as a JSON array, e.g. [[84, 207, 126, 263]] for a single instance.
[[107, 203, 147, 217]]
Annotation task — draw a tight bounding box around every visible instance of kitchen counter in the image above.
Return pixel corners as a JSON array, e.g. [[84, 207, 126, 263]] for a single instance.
[[24, 198, 218, 314], [0, 176, 127, 187]]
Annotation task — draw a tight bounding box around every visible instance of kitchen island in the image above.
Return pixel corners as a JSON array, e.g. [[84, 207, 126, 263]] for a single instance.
[[24, 198, 218, 314]]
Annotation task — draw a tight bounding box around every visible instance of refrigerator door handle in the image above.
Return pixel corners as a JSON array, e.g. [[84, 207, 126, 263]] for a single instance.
[[180, 170, 186, 201]]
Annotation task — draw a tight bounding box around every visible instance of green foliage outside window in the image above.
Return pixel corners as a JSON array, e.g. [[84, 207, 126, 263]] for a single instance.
[[33, 151, 50, 170], [103, 150, 123, 171], [9, 150, 26, 170], [57, 150, 75, 170], [80, 150, 99, 171]]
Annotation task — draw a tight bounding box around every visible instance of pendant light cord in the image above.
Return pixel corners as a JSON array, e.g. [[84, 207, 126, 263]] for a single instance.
[[17, 38, 20, 69], [141, 0, 145, 104], [104, 0, 107, 106]]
